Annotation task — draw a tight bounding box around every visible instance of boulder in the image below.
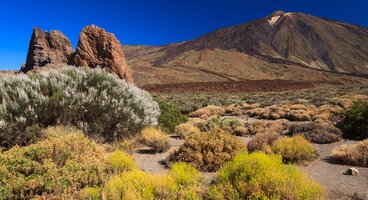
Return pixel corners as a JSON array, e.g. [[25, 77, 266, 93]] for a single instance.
[[346, 168, 359, 176], [22, 28, 73, 72], [73, 25, 133, 83]]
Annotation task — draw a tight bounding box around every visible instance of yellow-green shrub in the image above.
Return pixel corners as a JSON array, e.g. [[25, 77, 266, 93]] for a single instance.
[[80, 187, 102, 200], [272, 135, 318, 163], [169, 162, 205, 199], [168, 130, 245, 172], [141, 127, 170, 153], [103, 164, 204, 200], [104, 170, 177, 200], [0, 126, 107, 199], [107, 150, 137, 174], [175, 123, 201, 139], [207, 152, 324, 200]]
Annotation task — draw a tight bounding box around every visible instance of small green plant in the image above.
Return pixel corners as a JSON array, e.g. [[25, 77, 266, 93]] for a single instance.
[[340, 101, 368, 140], [168, 129, 245, 172], [158, 100, 188, 134], [107, 150, 137, 174], [272, 135, 318, 163], [141, 127, 170, 153], [207, 152, 324, 200]]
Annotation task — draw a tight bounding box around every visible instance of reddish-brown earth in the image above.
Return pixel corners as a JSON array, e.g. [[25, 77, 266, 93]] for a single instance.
[[142, 80, 322, 93]]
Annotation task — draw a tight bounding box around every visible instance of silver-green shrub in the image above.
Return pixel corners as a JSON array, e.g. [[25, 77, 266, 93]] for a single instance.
[[0, 67, 160, 148]]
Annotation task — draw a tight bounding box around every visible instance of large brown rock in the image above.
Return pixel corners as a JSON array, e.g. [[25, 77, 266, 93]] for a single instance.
[[73, 25, 133, 83], [22, 28, 73, 72]]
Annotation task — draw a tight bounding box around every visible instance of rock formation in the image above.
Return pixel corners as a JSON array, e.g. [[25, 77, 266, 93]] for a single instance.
[[73, 25, 133, 83], [22, 28, 73, 72]]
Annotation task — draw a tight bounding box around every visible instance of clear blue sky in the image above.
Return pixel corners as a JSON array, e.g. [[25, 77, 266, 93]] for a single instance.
[[1, 0, 367, 70]]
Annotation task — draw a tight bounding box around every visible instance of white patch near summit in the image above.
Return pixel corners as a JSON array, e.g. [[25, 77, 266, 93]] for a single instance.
[[269, 16, 280, 26]]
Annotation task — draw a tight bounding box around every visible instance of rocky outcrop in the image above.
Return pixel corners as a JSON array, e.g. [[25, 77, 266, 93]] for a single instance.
[[73, 25, 133, 83], [22, 28, 73, 72]]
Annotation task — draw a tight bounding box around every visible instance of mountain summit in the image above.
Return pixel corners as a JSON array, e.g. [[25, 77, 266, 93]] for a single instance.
[[125, 11, 368, 85]]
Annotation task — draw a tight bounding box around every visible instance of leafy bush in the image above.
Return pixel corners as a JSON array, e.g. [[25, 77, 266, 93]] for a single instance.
[[207, 152, 324, 200], [141, 127, 170, 153], [0, 126, 107, 199], [175, 123, 201, 139], [272, 135, 318, 163], [340, 101, 368, 140], [287, 122, 342, 144], [0, 67, 160, 148], [247, 132, 281, 154], [107, 150, 137, 174], [168, 129, 245, 172], [158, 100, 187, 133], [332, 140, 368, 167]]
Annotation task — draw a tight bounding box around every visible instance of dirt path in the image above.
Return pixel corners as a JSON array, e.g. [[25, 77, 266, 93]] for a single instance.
[[132, 135, 184, 174], [300, 140, 368, 200]]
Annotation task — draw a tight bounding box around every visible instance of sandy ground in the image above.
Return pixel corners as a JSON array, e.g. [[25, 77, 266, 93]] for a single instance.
[[301, 140, 368, 200], [132, 134, 367, 200]]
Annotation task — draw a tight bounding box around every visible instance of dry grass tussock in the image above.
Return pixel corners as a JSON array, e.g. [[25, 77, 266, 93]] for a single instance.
[[246, 101, 345, 124], [189, 105, 225, 119], [140, 127, 170, 153], [244, 119, 289, 135], [175, 123, 201, 139], [272, 135, 318, 164], [332, 140, 368, 167], [247, 132, 281, 154]]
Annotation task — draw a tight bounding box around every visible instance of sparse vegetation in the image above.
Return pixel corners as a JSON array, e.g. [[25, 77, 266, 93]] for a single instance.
[[332, 140, 368, 167], [0, 67, 160, 148], [141, 127, 170, 153], [0, 126, 107, 199], [207, 152, 324, 200], [340, 101, 368, 140], [272, 135, 318, 163], [287, 122, 342, 144], [168, 129, 245, 172], [158, 100, 188, 133]]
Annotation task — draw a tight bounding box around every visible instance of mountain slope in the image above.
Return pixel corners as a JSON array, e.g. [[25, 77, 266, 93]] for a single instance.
[[124, 11, 368, 86]]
